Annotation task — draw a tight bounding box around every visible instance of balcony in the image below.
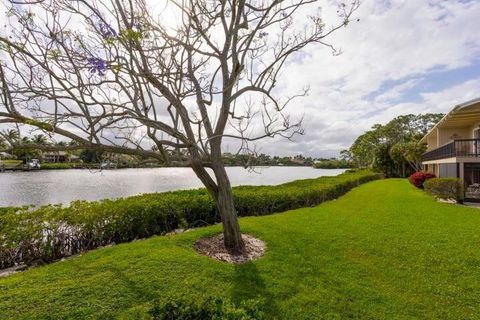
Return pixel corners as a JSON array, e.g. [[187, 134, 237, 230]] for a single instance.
[[422, 139, 480, 162]]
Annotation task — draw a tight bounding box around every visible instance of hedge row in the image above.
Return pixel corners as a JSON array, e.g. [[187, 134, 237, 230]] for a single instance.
[[0, 170, 380, 269], [424, 178, 464, 202]]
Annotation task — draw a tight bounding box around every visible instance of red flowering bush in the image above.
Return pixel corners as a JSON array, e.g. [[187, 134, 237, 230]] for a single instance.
[[409, 172, 436, 189]]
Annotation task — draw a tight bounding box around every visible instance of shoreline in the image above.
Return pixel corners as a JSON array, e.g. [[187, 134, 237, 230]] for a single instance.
[[0, 167, 348, 208], [0, 163, 328, 172], [0, 171, 377, 273]]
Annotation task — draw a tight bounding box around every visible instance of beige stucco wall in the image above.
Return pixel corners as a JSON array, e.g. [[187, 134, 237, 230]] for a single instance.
[[426, 123, 480, 152], [423, 158, 457, 165], [469, 121, 480, 138], [426, 135, 438, 151], [437, 127, 471, 146]]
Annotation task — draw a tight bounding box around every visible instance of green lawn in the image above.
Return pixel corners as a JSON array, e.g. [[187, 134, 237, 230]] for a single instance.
[[0, 159, 22, 167], [1, 179, 480, 319]]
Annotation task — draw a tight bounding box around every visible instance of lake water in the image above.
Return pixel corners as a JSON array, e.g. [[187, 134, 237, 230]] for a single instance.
[[0, 167, 345, 207]]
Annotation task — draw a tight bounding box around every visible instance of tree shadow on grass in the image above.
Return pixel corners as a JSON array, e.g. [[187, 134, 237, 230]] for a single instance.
[[230, 262, 280, 317], [108, 265, 158, 303]]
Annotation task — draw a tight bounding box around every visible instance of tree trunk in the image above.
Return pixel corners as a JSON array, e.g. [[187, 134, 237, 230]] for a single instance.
[[211, 162, 245, 254], [190, 157, 245, 254]]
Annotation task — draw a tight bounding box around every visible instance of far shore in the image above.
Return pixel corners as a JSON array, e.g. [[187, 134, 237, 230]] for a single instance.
[[1, 162, 351, 172]]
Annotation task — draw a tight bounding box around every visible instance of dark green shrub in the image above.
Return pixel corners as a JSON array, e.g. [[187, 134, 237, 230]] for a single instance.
[[41, 162, 83, 170], [312, 159, 353, 169], [0, 170, 380, 269], [148, 296, 264, 320], [424, 178, 464, 202], [0, 207, 20, 216]]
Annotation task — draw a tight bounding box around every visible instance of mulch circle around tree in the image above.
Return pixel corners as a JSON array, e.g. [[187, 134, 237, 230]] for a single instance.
[[195, 234, 266, 264]]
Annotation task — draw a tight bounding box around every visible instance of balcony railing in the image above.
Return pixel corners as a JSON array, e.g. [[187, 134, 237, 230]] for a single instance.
[[422, 139, 480, 161]]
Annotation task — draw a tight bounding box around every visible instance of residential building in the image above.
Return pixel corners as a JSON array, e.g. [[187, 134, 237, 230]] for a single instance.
[[421, 98, 480, 200]]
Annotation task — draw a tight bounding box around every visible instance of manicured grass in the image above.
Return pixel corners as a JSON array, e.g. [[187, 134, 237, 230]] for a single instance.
[[1, 179, 480, 319], [0, 160, 22, 167], [40, 162, 84, 170], [1, 171, 377, 270]]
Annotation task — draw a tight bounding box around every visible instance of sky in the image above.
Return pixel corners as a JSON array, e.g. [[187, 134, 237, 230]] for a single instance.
[[1, 0, 479, 159], [252, 0, 480, 158]]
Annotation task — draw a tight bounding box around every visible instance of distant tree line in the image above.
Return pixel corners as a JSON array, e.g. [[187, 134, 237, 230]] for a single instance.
[[1, 131, 320, 167], [0, 130, 74, 162], [0, 130, 134, 164], [343, 113, 444, 177], [313, 158, 354, 169], [222, 153, 315, 167]]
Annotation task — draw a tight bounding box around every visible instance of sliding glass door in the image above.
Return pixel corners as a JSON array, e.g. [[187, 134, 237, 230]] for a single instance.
[[464, 163, 480, 201]]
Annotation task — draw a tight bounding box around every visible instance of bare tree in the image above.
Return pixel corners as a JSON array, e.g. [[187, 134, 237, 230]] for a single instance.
[[0, 0, 359, 253]]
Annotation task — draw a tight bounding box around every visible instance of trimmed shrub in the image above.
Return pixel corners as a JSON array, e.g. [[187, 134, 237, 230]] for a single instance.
[[148, 296, 264, 320], [424, 178, 464, 202], [41, 162, 83, 170], [408, 171, 436, 189], [0, 207, 21, 215], [0, 170, 380, 269]]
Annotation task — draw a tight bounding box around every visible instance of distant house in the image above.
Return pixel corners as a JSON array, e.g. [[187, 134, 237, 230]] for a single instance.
[[43, 151, 79, 163], [290, 155, 305, 165], [70, 154, 80, 162], [0, 152, 13, 159], [420, 98, 480, 201]]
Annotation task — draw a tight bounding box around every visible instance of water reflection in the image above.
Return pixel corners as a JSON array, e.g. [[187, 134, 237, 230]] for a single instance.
[[0, 167, 345, 206]]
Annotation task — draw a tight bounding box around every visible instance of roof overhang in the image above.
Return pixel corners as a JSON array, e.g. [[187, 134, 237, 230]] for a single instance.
[[420, 97, 480, 143]]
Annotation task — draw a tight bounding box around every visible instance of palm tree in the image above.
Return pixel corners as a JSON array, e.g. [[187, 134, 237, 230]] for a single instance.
[[21, 136, 31, 144], [0, 136, 6, 150], [32, 134, 48, 145], [1, 129, 19, 144], [55, 141, 67, 147]]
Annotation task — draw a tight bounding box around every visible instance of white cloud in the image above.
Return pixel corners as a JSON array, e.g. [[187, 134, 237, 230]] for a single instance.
[[2, 0, 479, 159], [252, 0, 480, 157]]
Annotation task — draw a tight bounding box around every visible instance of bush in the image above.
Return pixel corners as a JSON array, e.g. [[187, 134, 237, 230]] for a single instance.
[[148, 296, 264, 320], [0, 170, 380, 269], [312, 159, 353, 169], [0, 207, 21, 215], [408, 171, 436, 188], [424, 178, 464, 202], [41, 162, 83, 170]]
